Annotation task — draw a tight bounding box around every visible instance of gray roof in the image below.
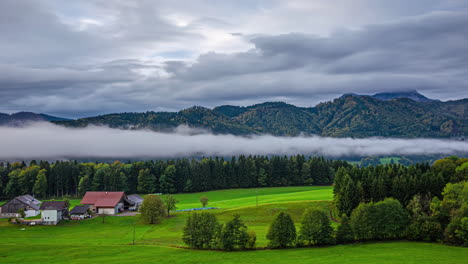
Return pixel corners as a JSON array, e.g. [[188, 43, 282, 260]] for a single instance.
[[40, 201, 68, 210], [70, 205, 90, 214], [16, 195, 41, 210], [127, 194, 144, 203]]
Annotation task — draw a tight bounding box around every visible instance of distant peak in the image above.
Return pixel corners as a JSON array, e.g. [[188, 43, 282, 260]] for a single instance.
[[372, 90, 438, 102], [340, 90, 438, 103]]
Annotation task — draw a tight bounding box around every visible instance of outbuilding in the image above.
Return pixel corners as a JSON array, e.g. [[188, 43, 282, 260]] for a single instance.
[[127, 194, 144, 211], [69, 205, 91, 220]]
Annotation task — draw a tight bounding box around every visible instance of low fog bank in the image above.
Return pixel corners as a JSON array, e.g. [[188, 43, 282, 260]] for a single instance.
[[0, 122, 466, 160]]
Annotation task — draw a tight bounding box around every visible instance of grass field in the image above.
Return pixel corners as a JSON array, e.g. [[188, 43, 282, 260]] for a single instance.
[[0, 186, 466, 264]]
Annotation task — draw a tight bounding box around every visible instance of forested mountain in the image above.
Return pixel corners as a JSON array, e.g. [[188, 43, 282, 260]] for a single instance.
[[342, 90, 438, 102], [53, 93, 467, 138], [0, 112, 71, 126]]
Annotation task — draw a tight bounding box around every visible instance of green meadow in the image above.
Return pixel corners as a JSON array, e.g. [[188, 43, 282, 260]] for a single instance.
[[1, 186, 466, 264]]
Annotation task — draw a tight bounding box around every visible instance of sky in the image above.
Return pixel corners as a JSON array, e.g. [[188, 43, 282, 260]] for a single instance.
[[1, 0, 468, 118]]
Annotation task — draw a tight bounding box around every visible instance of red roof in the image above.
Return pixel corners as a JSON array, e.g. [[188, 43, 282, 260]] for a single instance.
[[80, 192, 125, 208]]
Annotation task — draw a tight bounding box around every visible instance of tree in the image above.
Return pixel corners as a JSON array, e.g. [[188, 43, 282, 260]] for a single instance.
[[78, 174, 92, 196], [32, 169, 47, 198], [336, 214, 354, 244], [140, 194, 165, 224], [160, 165, 177, 194], [266, 212, 296, 248], [221, 215, 249, 250], [182, 212, 222, 249], [246, 230, 257, 249], [444, 204, 468, 246], [137, 169, 156, 194], [335, 174, 359, 216], [298, 209, 334, 246], [351, 198, 408, 241], [4, 169, 21, 198], [200, 196, 209, 207], [18, 208, 26, 218], [163, 195, 179, 217]]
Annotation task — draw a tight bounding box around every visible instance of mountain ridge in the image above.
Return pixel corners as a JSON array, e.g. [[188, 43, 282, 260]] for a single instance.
[[50, 93, 467, 138], [0, 112, 71, 126]]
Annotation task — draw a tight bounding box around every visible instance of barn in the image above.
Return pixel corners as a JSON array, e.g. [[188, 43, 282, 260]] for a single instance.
[[0, 195, 41, 218], [80, 192, 134, 215]]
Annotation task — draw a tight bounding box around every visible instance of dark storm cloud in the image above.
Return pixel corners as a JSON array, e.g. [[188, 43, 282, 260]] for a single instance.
[[0, 1, 467, 117]]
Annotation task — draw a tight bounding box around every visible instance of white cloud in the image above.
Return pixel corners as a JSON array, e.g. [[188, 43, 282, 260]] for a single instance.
[[0, 122, 466, 160]]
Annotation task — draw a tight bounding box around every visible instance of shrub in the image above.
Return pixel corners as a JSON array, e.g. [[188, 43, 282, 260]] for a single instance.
[[266, 212, 296, 248]]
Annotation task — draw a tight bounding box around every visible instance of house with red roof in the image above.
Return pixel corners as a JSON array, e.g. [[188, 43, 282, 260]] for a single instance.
[[80, 192, 134, 215]]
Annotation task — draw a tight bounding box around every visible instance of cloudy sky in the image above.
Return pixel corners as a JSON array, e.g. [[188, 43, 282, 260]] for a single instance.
[[1, 0, 468, 118]]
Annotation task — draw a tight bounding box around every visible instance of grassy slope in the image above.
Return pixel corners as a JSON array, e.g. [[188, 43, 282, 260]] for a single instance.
[[172, 186, 333, 209], [2, 242, 467, 264], [1, 186, 466, 263]]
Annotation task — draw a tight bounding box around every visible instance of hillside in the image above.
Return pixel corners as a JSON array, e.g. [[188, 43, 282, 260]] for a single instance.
[[53, 93, 467, 138], [0, 112, 71, 126]]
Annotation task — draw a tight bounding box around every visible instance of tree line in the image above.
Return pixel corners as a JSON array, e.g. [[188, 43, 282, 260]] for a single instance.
[[333, 156, 468, 216], [0, 156, 349, 199], [182, 179, 467, 250]]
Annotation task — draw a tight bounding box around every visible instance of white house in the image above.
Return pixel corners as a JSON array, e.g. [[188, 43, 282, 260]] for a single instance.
[[40, 201, 69, 225]]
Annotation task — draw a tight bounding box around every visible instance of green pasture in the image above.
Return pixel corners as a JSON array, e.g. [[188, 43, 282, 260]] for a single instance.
[[0, 186, 466, 264]]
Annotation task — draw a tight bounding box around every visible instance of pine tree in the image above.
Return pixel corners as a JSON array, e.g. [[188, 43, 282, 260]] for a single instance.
[[160, 165, 177, 194]]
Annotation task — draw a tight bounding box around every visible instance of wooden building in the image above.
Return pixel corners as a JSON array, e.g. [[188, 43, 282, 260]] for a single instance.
[[0, 195, 41, 218]]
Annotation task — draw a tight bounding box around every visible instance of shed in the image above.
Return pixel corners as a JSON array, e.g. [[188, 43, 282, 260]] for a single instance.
[[69, 205, 91, 220], [127, 194, 144, 211]]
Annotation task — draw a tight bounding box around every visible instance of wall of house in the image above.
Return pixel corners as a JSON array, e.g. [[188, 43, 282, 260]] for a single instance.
[[97, 207, 117, 215], [42, 210, 58, 223], [25, 210, 40, 218]]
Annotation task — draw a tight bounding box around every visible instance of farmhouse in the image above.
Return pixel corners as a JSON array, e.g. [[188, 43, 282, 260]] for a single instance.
[[69, 205, 91, 220], [0, 195, 41, 218], [127, 194, 144, 211], [80, 191, 134, 215], [40, 201, 69, 225]]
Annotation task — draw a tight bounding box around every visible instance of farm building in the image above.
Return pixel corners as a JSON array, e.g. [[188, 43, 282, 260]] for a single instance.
[[127, 194, 144, 211], [0, 195, 41, 218], [69, 205, 91, 220], [80, 191, 134, 215], [40, 201, 69, 225]]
